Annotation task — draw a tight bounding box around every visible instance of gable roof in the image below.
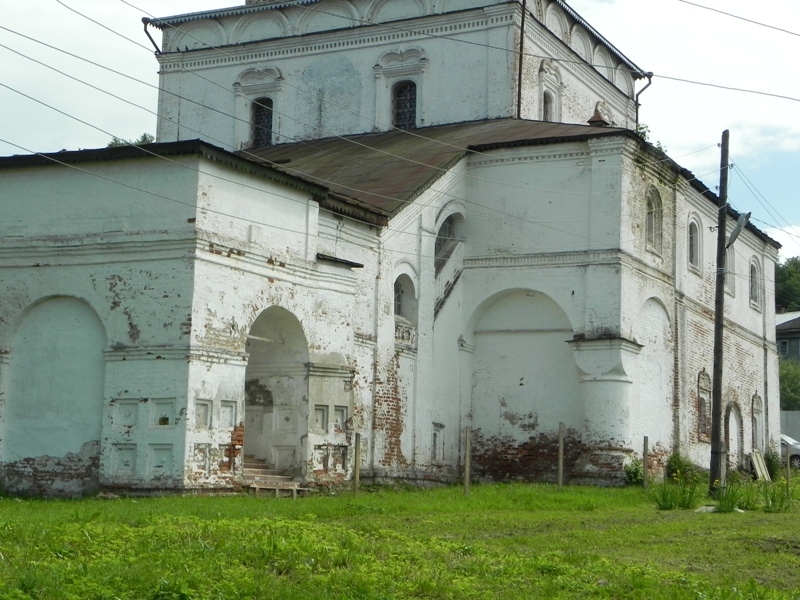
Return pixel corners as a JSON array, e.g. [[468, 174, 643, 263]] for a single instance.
[[778, 316, 800, 335]]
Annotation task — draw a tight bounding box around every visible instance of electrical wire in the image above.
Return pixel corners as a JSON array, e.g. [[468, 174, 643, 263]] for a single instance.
[[126, 0, 800, 106], [676, 0, 800, 39], [2, 3, 793, 286]]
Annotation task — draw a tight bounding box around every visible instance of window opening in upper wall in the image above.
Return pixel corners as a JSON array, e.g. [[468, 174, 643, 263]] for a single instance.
[[542, 91, 554, 122], [688, 220, 700, 270], [749, 261, 761, 307], [392, 81, 417, 130], [252, 97, 273, 147], [645, 187, 662, 254], [434, 214, 460, 274]]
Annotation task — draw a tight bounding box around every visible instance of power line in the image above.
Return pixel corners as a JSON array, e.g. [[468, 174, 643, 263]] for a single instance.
[[0, 16, 722, 205], [677, 0, 800, 39], [128, 0, 800, 106], [0, 5, 786, 263]]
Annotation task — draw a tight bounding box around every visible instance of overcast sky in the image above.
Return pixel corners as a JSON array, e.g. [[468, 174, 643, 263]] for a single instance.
[[1, 0, 798, 258]]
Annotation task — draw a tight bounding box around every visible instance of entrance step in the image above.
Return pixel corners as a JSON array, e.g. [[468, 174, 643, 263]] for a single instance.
[[242, 457, 311, 498]]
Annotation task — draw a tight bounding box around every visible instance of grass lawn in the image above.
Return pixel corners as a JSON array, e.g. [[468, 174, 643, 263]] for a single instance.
[[1, 482, 799, 599]]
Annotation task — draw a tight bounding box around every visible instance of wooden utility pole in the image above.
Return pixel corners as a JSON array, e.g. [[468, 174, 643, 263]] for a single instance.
[[709, 130, 730, 495]]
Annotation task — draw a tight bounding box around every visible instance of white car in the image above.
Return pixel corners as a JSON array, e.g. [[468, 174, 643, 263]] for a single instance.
[[781, 434, 800, 469]]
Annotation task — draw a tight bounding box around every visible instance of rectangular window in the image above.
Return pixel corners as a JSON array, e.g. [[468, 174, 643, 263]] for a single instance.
[[780, 340, 789, 357]]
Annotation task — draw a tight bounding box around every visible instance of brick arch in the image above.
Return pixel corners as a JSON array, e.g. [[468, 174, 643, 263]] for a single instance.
[[724, 402, 744, 470]]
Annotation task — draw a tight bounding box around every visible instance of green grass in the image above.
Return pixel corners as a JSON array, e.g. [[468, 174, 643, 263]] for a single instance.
[[0, 483, 799, 599]]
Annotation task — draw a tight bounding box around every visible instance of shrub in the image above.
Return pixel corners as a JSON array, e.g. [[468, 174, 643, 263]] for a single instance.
[[623, 457, 644, 487], [763, 445, 783, 480], [666, 453, 699, 484]]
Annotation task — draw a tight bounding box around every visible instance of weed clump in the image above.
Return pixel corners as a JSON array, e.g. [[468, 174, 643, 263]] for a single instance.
[[623, 456, 644, 487], [763, 445, 783, 480]]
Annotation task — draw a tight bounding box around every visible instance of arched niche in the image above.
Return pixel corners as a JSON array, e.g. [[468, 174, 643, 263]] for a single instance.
[[725, 402, 743, 470], [3, 297, 107, 495], [298, 0, 359, 35], [592, 47, 612, 80], [630, 297, 673, 443], [367, 0, 426, 24], [232, 13, 288, 44], [469, 290, 579, 479], [243, 306, 309, 474], [545, 4, 567, 41], [570, 26, 591, 61], [171, 22, 225, 51]]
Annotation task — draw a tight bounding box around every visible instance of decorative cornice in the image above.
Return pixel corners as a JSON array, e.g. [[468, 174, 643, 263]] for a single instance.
[[307, 362, 355, 378], [469, 149, 591, 168], [0, 237, 196, 266], [157, 10, 513, 72], [465, 249, 622, 269], [104, 346, 192, 362]]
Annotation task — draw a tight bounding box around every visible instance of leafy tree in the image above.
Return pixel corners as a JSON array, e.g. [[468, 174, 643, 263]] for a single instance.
[[780, 358, 800, 410], [775, 257, 800, 313], [107, 133, 155, 148]]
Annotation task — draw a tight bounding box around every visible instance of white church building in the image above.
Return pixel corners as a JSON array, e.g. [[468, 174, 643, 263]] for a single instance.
[[0, 0, 780, 496]]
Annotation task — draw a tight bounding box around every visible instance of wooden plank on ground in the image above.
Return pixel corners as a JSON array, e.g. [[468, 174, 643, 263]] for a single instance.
[[751, 450, 771, 482]]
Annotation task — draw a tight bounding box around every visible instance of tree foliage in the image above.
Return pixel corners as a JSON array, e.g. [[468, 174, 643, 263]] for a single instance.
[[107, 133, 155, 148], [775, 256, 800, 313], [779, 358, 800, 411]]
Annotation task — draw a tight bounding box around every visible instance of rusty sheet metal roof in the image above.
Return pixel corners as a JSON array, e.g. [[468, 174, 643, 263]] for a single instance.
[[241, 118, 629, 217]]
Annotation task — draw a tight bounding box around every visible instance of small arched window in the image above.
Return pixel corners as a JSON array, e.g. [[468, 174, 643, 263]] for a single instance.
[[645, 187, 662, 253], [688, 220, 700, 270], [542, 91, 554, 122], [392, 81, 417, 130], [749, 260, 761, 307], [252, 97, 273, 147]]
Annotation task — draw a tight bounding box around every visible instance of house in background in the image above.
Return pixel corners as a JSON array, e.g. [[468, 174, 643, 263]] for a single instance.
[[777, 313, 800, 361], [0, 0, 781, 496]]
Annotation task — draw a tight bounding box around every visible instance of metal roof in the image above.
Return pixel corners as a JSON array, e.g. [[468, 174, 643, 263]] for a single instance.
[[241, 119, 629, 217], [241, 117, 779, 248], [146, 0, 321, 29], [777, 316, 800, 334]]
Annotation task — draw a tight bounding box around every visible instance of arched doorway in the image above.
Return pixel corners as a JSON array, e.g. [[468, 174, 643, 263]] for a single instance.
[[3, 297, 106, 496], [243, 307, 309, 475]]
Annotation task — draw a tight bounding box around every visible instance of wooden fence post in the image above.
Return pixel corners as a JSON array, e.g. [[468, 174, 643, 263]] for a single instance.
[[464, 426, 472, 496], [558, 422, 564, 490], [643, 436, 649, 489], [353, 433, 361, 496]]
